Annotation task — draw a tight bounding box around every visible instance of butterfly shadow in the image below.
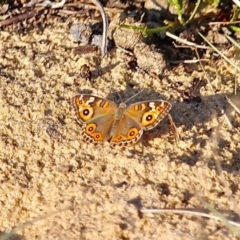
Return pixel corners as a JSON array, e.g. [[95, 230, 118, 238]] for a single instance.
[[166, 92, 240, 173], [120, 89, 240, 174]]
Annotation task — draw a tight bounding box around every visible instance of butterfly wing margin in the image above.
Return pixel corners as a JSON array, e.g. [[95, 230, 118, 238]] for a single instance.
[[125, 100, 172, 130]]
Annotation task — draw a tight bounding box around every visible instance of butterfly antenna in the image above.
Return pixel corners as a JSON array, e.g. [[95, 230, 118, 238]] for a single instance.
[[124, 89, 144, 104], [116, 91, 123, 102]]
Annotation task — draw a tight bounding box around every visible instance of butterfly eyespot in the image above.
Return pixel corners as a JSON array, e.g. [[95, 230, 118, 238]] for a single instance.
[[86, 123, 96, 134], [127, 128, 139, 139], [75, 97, 85, 106], [79, 106, 94, 121], [92, 132, 103, 141], [111, 134, 126, 143], [142, 112, 155, 126]]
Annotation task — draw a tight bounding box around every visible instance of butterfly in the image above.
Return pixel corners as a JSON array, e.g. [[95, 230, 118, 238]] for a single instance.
[[72, 94, 172, 146]]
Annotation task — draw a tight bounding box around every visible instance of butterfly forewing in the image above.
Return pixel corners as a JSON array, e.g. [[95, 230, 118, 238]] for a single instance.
[[125, 100, 172, 130], [72, 94, 117, 143], [72, 94, 117, 124]]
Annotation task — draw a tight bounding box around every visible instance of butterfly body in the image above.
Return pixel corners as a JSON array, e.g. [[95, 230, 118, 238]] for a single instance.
[[72, 94, 171, 146]]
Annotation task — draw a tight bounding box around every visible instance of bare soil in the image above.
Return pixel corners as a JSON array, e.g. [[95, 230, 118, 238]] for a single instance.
[[1, 1, 240, 239]]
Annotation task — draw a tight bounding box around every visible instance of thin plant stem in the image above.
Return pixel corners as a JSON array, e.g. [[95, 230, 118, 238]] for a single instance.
[[91, 0, 108, 57]]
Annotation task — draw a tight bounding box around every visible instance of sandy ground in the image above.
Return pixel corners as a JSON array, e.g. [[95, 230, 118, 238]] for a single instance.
[[1, 17, 240, 240]]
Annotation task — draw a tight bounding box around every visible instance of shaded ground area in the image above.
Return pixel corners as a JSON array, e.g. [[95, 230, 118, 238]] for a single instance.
[[1, 1, 240, 239]]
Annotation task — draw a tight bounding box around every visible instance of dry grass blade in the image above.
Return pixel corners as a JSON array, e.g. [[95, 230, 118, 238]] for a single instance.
[[232, 0, 240, 8], [141, 208, 240, 229], [168, 113, 180, 142], [166, 31, 211, 49], [226, 97, 240, 114], [205, 203, 240, 237], [0, 207, 71, 240], [195, 48, 233, 128], [170, 59, 209, 64], [91, 0, 108, 57], [198, 31, 240, 72], [225, 34, 240, 48]]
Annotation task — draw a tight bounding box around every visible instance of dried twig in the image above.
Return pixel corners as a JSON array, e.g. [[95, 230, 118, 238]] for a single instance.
[[0, 10, 37, 27]]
